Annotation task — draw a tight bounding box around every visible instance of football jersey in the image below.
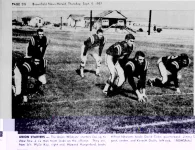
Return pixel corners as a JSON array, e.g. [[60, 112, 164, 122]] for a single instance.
[[161, 55, 184, 73], [161, 55, 190, 88], [106, 41, 133, 60], [27, 35, 49, 59], [123, 58, 148, 90], [84, 34, 105, 49], [22, 58, 47, 77], [124, 58, 149, 78], [83, 34, 105, 56]]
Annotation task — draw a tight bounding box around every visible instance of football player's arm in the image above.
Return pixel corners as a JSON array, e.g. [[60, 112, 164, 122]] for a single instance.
[[99, 44, 104, 57], [126, 66, 145, 102], [172, 72, 179, 88], [114, 44, 122, 57], [41, 37, 50, 58], [83, 37, 93, 56], [126, 64, 138, 93], [141, 61, 149, 93], [140, 70, 147, 90], [170, 63, 180, 89], [118, 53, 130, 68], [26, 37, 34, 57], [99, 37, 106, 56], [169, 62, 181, 93], [172, 71, 181, 93], [106, 44, 120, 57]]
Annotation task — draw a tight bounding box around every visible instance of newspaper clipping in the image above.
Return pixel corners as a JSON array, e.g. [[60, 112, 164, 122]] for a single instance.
[[1, 0, 195, 149]]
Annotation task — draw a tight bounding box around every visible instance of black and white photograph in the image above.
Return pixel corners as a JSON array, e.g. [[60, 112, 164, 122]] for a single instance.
[[8, 1, 195, 135]]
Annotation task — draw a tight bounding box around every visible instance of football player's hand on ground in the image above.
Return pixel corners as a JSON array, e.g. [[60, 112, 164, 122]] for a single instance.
[[176, 88, 181, 94], [137, 93, 148, 103], [142, 93, 148, 102], [137, 94, 145, 103]]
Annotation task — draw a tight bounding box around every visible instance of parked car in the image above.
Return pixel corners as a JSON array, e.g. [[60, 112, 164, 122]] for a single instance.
[[157, 28, 162, 33]]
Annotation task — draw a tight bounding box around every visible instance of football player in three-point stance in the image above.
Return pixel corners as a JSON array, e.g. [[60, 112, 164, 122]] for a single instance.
[[80, 29, 106, 77], [147, 53, 191, 93], [103, 34, 135, 95], [121, 51, 149, 102], [107, 51, 149, 102]]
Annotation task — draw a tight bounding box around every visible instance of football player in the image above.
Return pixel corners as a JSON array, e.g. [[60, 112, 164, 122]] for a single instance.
[[22, 28, 49, 102], [21, 57, 48, 102], [103, 33, 135, 95], [147, 53, 191, 93], [26, 28, 49, 60], [123, 51, 149, 102], [12, 53, 48, 103], [80, 29, 106, 77]]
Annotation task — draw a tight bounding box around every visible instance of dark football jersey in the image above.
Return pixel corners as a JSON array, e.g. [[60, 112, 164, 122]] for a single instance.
[[125, 59, 149, 77], [22, 58, 47, 77], [161, 55, 183, 73], [106, 41, 133, 61], [83, 34, 105, 56], [123, 58, 148, 90], [161, 55, 190, 88], [27, 35, 48, 59]]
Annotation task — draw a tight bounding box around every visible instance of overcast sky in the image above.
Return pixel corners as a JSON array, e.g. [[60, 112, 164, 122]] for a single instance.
[[13, 10, 194, 28], [122, 10, 194, 28]]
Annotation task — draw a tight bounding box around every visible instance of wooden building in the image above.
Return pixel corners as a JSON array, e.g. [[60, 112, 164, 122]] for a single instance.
[[22, 16, 44, 27], [67, 14, 86, 27]]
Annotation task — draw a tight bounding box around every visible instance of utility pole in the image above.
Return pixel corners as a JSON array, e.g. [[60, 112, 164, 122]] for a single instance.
[[90, 10, 92, 31], [60, 17, 62, 30], [148, 10, 152, 35]]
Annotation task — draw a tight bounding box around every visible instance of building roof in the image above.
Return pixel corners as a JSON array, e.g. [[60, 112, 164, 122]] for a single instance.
[[67, 14, 85, 21], [22, 16, 43, 19], [127, 17, 148, 22], [95, 10, 127, 19]]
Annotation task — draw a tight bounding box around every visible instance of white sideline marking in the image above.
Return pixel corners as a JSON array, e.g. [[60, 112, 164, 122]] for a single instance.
[[147, 93, 194, 97], [21, 98, 104, 105], [21, 93, 193, 105], [112, 118, 195, 130]]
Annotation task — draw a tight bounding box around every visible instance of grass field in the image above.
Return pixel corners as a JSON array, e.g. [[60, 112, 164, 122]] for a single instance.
[[15, 116, 195, 134], [13, 27, 194, 133]]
